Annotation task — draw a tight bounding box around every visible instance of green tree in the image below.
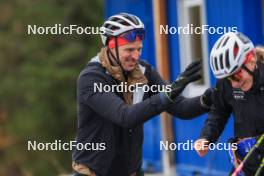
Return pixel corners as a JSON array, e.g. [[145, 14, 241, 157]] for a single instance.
[[0, 0, 103, 175]]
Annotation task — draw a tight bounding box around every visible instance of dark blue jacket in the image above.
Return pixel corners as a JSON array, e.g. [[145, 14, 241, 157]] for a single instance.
[[200, 61, 264, 142], [72, 57, 206, 176]]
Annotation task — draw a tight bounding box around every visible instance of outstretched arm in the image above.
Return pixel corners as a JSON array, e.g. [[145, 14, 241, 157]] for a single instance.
[[147, 62, 213, 119], [194, 85, 232, 157]]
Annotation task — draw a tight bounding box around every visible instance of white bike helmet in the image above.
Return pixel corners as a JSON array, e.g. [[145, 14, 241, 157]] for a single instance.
[[100, 13, 144, 46], [210, 32, 254, 79]]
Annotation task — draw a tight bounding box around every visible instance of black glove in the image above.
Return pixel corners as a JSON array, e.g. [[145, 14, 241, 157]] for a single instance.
[[200, 87, 217, 110], [165, 60, 202, 101]]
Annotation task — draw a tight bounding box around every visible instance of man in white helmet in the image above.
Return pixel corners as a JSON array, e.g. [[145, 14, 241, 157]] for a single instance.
[[72, 13, 214, 176], [194, 32, 264, 175]]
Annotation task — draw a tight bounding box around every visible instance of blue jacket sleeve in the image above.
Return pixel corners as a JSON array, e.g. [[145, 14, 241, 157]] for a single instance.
[[78, 70, 172, 128]]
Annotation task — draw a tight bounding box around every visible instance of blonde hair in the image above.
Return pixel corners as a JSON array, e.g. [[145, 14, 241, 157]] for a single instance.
[[256, 46, 264, 63]]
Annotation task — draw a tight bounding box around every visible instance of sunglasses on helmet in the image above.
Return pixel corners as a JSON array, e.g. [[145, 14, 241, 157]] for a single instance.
[[120, 29, 145, 42]]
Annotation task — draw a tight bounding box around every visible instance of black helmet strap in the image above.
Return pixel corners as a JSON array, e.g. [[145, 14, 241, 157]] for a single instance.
[[106, 37, 128, 80], [241, 64, 254, 76]]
